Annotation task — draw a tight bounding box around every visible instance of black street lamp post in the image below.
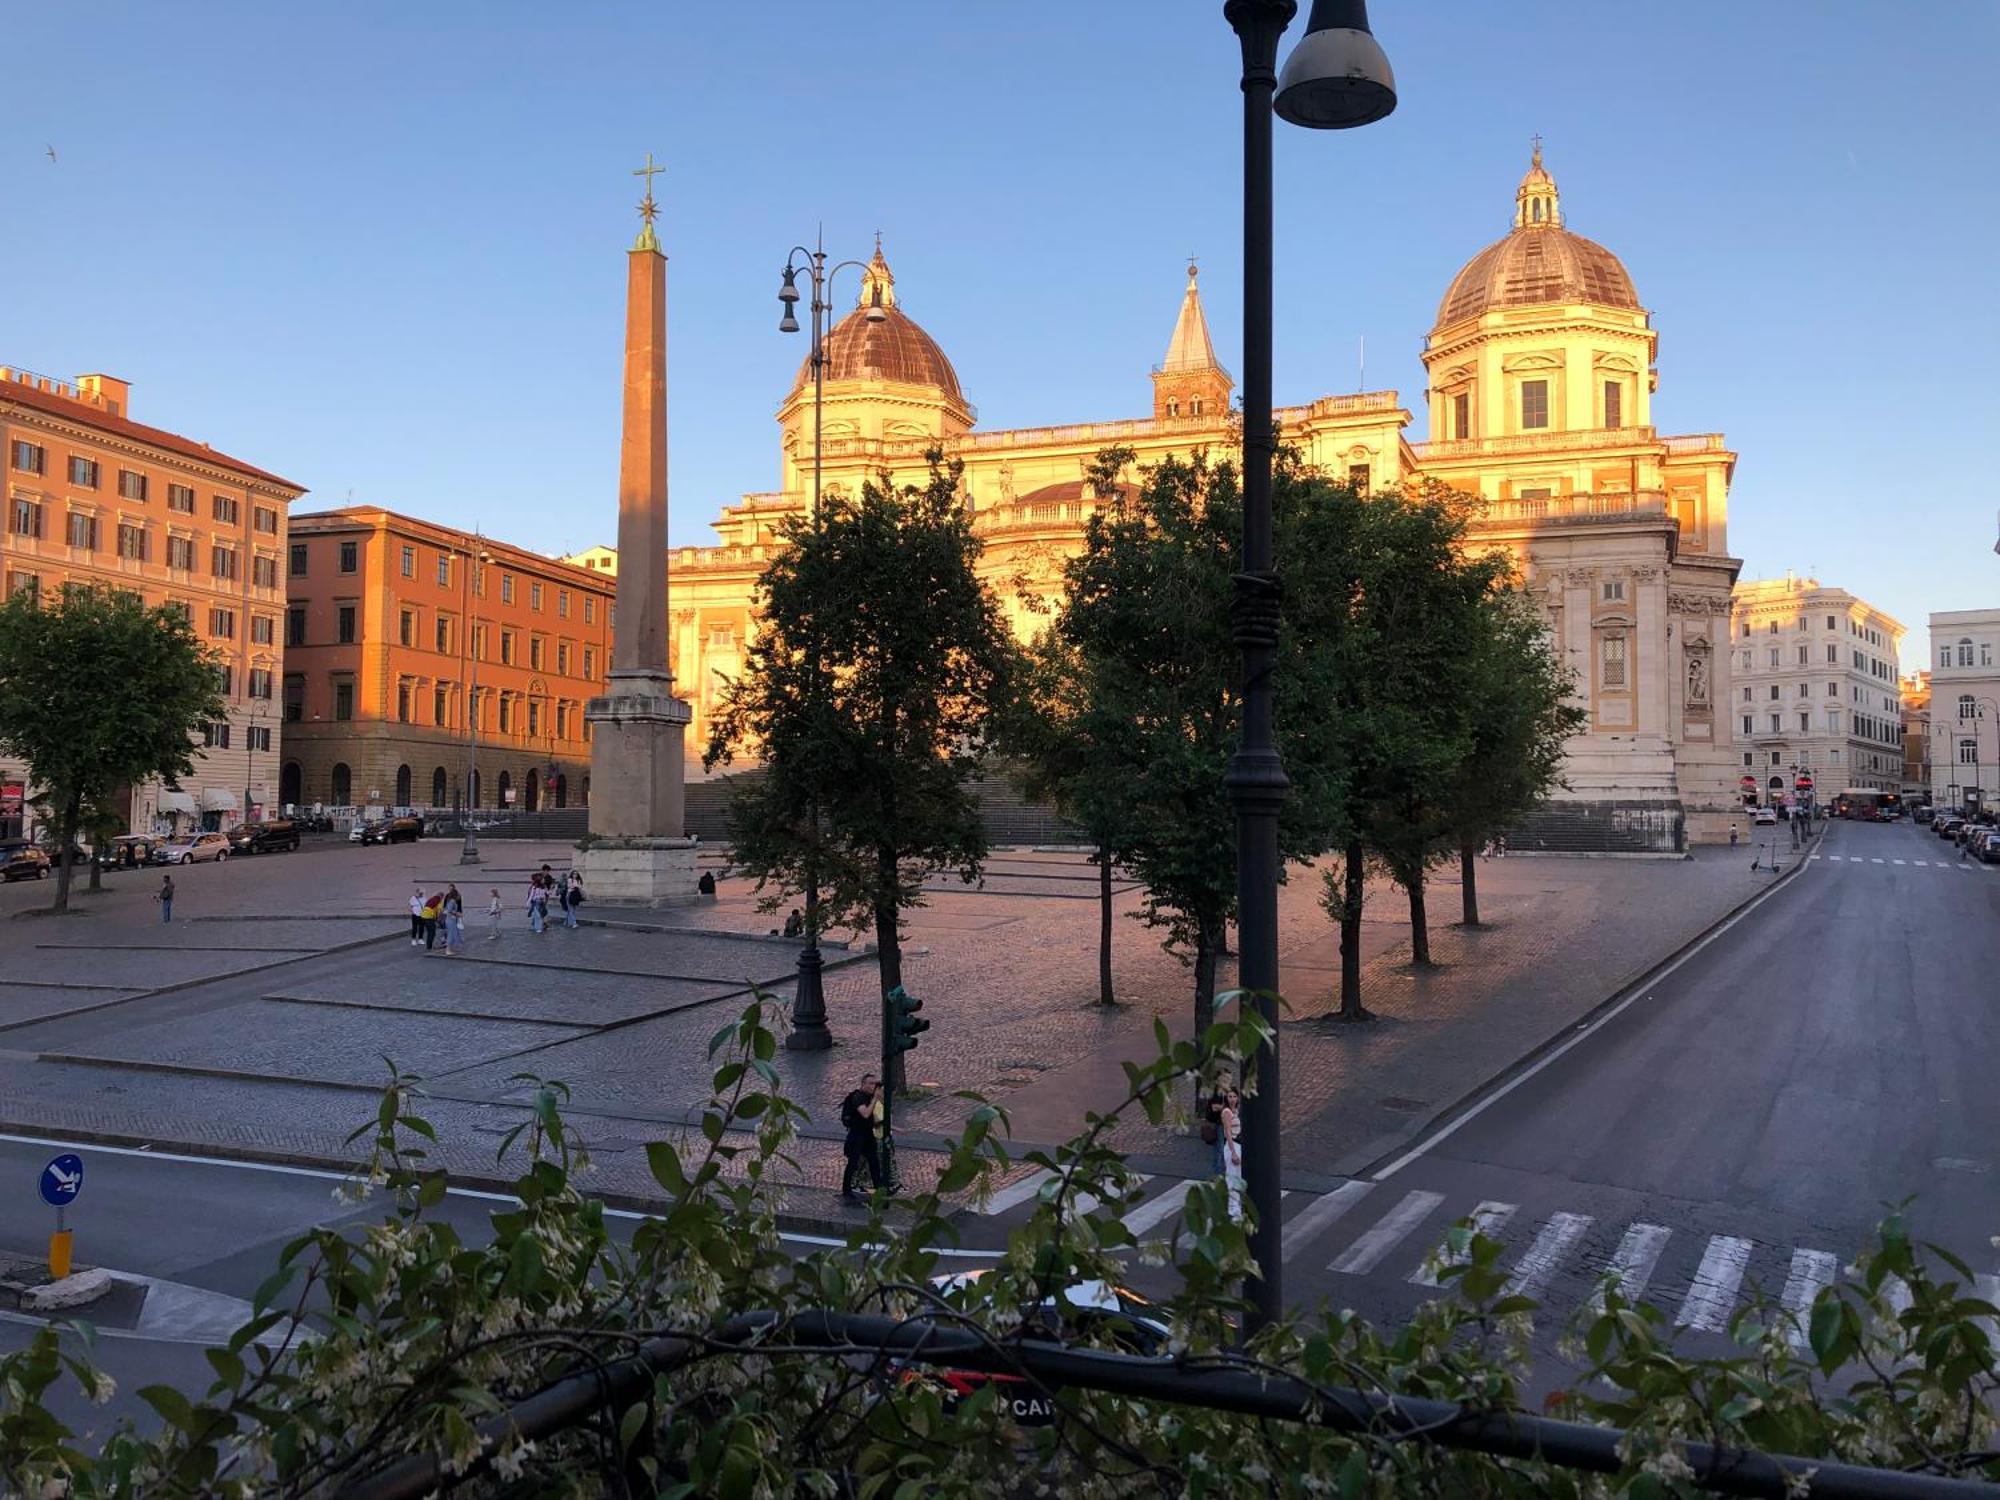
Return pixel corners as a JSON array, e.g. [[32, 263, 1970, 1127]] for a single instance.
[[772, 235, 886, 1052], [1223, 0, 1395, 1334]]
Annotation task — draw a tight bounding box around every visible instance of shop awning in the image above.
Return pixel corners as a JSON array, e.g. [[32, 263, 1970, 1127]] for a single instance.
[[199, 788, 239, 811], [158, 791, 197, 814]]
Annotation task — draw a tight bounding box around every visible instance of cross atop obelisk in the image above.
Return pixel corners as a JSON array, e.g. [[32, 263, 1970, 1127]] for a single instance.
[[633, 152, 664, 252]]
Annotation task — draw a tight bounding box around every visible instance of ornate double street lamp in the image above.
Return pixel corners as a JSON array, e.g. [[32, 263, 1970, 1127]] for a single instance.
[[769, 235, 887, 1051], [1223, 0, 1396, 1333]]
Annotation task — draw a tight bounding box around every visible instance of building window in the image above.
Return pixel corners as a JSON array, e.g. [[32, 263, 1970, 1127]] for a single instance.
[[1347, 463, 1371, 492], [501, 574, 515, 604], [399, 609, 416, 647], [252, 554, 278, 589], [166, 535, 195, 571], [337, 604, 356, 644], [286, 607, 306, 647], [473, 623, 488, 661], [1520, 379, 1550, 430], [1602, 380, 1622, 428], [530, 581, 544, 611], [556, 702, 571, 739], [249, 668, 273, 699], [1962, 739, 1979, 766], [116, 522, 148, 561], [498, 696, 514, 733], [1797, 645, 1808, 664], [1959, 639, 1975, 667], [396, 682, 412, 722], [167, 483, 195, 514], [211, 545, 238, 580], [434, 685, 449, 726], [1827, 644, 1837, 663], [339, 540, 358, 573], [529, 636, 544, 670], [1741, 714, 1753, 735], [1826, 681, 1838, 696], [556, 641, 570, 674], [1961, 694, 1978, 720], [582, 647, 596, 679], [527, 699, 542, 738], [1453, 392, 1471, 439], [1768, 648, 1780, 667], [10, 439, 45, 474], [1601, 580, 1625, 602], [9, 497, 44, 538], [1601, 634, 1626, 689], [435, 616, 451, 654], [289, 542, 308, 576], [395, 544, 413, 579], [212, 495, 240, 525], [1799, 713, 1811, 731], [583, 598, 596, 625], [67, 511, 99, 550], [254, 505, 280, 534], [1768, 685, 1780, 701], [1986, 643, 1995, 667], [117, 469, 147, 501], [248, 725, 272, 752], [334, 681, 355, 720], [500, 631, 516, 666], [68, 456, 100, 488], [436, 554, 451, 588], [201, 722, 232, 750], [1741, 686, 1752, 703], [209, 607, 236, 639], [1769, 714, 1781, 733]]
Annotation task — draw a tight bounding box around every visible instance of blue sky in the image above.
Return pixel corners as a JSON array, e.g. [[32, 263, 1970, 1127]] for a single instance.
[[7, 1, 1995, 667]]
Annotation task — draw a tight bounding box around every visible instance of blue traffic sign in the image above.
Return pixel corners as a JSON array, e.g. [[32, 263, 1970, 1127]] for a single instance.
[[38, 1153, 83, 1208]]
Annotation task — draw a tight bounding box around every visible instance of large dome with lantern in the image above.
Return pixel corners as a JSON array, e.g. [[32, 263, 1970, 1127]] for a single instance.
[[791, 243, 963, 401]]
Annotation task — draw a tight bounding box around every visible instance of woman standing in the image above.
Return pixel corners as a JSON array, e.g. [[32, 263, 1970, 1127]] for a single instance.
[[442, 885, 464, 955], [1220, 1086, 1245, 1224], [486, 888, 504, 943], [562, 869, 583, 929], [526, 874, 549, 935]]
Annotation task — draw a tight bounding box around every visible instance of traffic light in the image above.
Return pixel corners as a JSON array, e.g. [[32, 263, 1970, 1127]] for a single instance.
[[887, 985, 928, 1055]]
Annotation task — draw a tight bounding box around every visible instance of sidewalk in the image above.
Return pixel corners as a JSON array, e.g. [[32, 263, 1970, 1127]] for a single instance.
[[0, 835, 1805, 1231]]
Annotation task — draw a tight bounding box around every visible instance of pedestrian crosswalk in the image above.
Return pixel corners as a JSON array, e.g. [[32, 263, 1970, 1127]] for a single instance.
[[966, 1168, 1997, 1339], [1811, 854, 1992, 870]]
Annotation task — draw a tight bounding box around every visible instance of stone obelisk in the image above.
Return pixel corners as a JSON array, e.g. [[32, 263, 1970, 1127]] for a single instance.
[[576, 155, 699, 904]]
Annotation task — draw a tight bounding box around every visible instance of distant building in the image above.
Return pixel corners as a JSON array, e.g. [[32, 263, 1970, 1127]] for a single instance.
[[1728, 577, 1905, 800], [281, 509, 613, 817], [1927, 608, 2000, 812], [1900, 671, 1931, 799], [559, 544, 617, 578], [1, 363, 305, 841]]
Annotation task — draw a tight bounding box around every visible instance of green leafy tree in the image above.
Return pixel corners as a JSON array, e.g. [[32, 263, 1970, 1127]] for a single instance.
[[706, 453, 1017, 1092], [0, 585, 221, 913], [1054, 447, 1248, 1037], [1446, 585, 1586, 925]]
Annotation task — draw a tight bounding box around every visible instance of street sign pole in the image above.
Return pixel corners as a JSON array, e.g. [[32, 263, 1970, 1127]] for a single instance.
[[38, 1152, 83, 1279]]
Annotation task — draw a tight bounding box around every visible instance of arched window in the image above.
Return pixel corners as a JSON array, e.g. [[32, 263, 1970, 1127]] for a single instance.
[[279, 761, 302, 809], [394, 764, 412, 807], [553, 773, 567, 809], [432, 766, 448, 807], [331, 763, 351, 806], [525, 768, 540, 812], [498, 770, 512, 808], [1960, 639, 1975, 667], [1962, 694, 1978, 721]]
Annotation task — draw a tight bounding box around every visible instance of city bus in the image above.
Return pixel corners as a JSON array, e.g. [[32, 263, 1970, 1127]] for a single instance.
[[1831, 788, 1904, 821]]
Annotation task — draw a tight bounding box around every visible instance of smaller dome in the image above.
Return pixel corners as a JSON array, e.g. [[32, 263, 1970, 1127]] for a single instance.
[[1014, 479, 1136, 507], [790, 243, 963, 402]]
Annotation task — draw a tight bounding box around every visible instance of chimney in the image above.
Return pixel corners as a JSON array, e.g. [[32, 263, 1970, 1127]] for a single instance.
[[76, 373, 130, 417]]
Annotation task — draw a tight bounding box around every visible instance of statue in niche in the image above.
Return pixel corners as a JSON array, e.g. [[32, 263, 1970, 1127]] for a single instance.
[[1685, 650, 1710, 705]]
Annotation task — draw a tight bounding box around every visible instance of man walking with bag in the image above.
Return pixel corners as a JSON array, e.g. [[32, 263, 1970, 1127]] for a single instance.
[[839, 1073, 884, 1202]]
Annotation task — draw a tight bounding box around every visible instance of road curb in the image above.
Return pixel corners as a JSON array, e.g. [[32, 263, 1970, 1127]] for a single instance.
[[1339, 828, 1822, 1181]]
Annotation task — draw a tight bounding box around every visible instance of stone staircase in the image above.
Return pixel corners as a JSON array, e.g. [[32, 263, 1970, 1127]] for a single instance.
[[684, 764, 1079, 846]]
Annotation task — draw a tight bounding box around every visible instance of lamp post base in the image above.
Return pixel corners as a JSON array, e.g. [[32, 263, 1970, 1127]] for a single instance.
[[786, 940, 833, 1050], [458, 835, 482, 866]]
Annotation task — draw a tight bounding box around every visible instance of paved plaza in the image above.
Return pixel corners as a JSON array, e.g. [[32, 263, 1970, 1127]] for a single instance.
[[0, 833, 1784, 1225]]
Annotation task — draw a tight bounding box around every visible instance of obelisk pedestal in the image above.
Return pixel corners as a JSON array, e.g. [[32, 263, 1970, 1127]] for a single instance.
[[575, 166, 701, 906]]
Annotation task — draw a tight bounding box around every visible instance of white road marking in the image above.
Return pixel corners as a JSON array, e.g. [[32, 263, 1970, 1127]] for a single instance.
[[1122, 1180, 1194, 1237], [1503, 1212, 1593, 1301], [1914, 860, 1928, 867], [1676, 1235, 1753, 1332], [1595, 1223, 1673, 1309], [1372, 856, 1808, 1181], [1279, 1179, 1375, 1262], [1871, 857, 1885, 864], [1329, 1189, 1443, 1275], [1070, 1173, 1148, 1218], [981, 1167, 1054, 1216], [1410, 1200, 1516, 1287], [1779, 1249, 1838, 1348], [1892, 859, 1907, 865]]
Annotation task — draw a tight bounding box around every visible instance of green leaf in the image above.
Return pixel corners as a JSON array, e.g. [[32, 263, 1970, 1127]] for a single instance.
[[647, 1142, 688, 1193]]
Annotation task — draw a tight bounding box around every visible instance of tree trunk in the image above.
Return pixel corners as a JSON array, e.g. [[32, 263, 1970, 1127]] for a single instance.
[[1459, 840, 1480, 926], [51, 792, 79, 914], [1407, 870, 1433, 967], [1338, 837, 1368, 1019], [1192, 916, 1219, 1042], [1096, 843, 1115, 1006], [875, 845, 907, 1095]]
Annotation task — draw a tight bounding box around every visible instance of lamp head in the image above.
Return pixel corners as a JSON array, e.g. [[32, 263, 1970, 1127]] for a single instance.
[[1274, 0, 1396, 130], [778, 266, 802, 333], [864, 304, 888, 324]]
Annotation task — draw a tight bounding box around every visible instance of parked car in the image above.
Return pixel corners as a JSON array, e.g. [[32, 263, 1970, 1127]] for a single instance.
[[0, 843, 51, 882], [1936, 815, 1963, 839], [1915, 806, 1936, 825], [152, 831, 232, 865], [899, 1274, 1169, 1428], [351, 815, 422, 846], [228, 819, 300, 854], [1978, 830, 2000, 865], [1753, 806, 1778, 826], [98, 835, 162, 870]]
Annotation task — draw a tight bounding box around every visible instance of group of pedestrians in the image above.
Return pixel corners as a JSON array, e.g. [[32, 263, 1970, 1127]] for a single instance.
[[407, 884, 467, 955], [1202, 1081, 1246, 1223], [526, 865, 584, 934]]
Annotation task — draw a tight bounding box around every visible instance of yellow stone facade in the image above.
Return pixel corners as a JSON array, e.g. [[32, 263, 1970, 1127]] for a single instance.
[[661, 151, 1743, 840]]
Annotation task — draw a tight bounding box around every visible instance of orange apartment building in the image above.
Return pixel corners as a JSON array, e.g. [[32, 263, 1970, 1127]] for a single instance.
[[2, 364, 305, 841], [281, 508, 614, 818]]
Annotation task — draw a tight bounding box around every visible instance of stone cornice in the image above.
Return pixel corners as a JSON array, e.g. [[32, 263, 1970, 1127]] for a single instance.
[[1, 400, 304, 500]]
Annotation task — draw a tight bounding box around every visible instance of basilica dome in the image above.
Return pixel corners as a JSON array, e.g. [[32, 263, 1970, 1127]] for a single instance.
[[792, 244, 963, 402], [1434, 146, 1640, 331]]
